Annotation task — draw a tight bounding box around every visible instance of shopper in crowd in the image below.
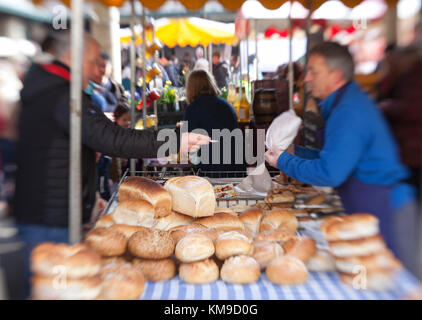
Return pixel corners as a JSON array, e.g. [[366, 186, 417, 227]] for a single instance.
[[265, 42, 419, 275], [193, 58, 209, 71], [178, 52, 192, 87], [212, 50, 230, 89], [14, 30, 210, 298], [164, 55, 180, 87], [183, 69, 245, 175], [195, 46, 204, 62]]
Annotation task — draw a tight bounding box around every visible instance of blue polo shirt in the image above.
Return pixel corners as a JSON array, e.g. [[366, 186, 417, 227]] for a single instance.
[[277, 81, 415, 209]]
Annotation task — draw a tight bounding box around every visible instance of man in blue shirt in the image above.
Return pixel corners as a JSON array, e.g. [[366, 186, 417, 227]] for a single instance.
[[265, 42, 420, 275]]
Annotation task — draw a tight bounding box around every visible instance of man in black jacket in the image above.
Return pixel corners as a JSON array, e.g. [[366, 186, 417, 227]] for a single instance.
[[212, 50, 230, 89], [14, 31, 209, 298]]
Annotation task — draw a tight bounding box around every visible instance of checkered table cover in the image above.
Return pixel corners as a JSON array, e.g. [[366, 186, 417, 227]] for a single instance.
[[140, 270, 419, 300]]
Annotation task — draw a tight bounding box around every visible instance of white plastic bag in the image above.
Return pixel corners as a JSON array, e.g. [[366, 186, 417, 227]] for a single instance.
[[265, 109, 302, 151]]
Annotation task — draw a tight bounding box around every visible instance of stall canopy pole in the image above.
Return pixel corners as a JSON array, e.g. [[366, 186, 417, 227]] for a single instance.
[[129, 0, 136, 175], [69, 0, 84, 244], [141, 7, 147, 130], [254, 19, 258, 82], [288, 0, 294, 110]]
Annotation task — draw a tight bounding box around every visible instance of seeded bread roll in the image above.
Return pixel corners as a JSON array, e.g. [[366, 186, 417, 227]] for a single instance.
[[164, 176, 216, 217], [220, 255, 261, 284], [179, 258, 219, 284], [175, 234, 215, 263], [118, 176, 172, 218], [128, 227, 175, 259], [132, 258, 177, 282], [84, 227, 127, 257]]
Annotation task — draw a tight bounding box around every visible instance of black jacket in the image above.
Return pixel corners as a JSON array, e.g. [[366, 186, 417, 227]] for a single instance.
[[212, 62, 230, 89], [14, 61, 168, 227]]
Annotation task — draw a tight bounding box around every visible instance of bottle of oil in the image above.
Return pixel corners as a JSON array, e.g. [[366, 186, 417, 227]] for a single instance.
[[238, 86, 250, 123]]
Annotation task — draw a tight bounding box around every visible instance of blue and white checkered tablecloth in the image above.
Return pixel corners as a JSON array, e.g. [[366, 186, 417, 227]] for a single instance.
[[140, 270, 419, 300]]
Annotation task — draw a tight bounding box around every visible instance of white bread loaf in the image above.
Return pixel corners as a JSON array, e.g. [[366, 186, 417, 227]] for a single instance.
[[111, 200, 156, 228]]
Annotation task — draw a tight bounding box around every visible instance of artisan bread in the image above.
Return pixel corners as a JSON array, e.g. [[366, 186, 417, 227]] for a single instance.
[[334, 250, 402, 274], [170, 224, 218, 244], [31, 275, 102, 300], [111, 200, 156, 228], [132, 258, 176, 282], [110, 224, 144, 239], [305, 250, 336, 272], [196, 212, 245, 233], [265, 190, 295, 204], [239, 207, 264, 237], [328, 234, 386, 258], [128, 227, 175, 259], [179, 258, 219, 284], [259, 209, 298, 233], [265, 255, 308, 285], [118, 176, 172, 218], [321, 213, 379, 241], [282, 236, 316, 263], [154, 211, 193, 231], [31, 243, 101, 279], [253, 240, 284, 269], [99, 262, 145, 300], [175, 234, 215, 263], [215, 231, 253, 260], [214, 206, 237, 216], [94, 214, 114, 228], [220, 255, 261, 284], [84, 227, 127, 257], [164, 176, 216, 217], [254, 228, 295, 243]]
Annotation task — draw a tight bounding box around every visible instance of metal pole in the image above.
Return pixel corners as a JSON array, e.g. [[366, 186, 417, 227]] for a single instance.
[[141, 8, 147, 130], [254, 19, 258, 82], [129, 0, 136, 175], [69, 0, 84, 244], [288, 1, 294, 110], [208, 43, 213, 75], [246, 28, 250, 98]]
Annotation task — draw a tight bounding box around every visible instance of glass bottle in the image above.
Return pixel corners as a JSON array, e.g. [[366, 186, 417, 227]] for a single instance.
[[238, 87, 250, 123], [233, 87, 241, 120]]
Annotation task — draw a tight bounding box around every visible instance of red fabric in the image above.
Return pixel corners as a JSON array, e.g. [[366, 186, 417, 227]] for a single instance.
[[40, 63, 71, 81]]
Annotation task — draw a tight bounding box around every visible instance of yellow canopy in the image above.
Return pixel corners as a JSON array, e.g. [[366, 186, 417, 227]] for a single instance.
[[34, 0, 399, 11]]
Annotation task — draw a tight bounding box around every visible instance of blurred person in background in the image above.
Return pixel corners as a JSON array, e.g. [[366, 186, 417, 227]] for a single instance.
[[193, 58, 210, 71], [164, 55, 180, 87], [14, 30, 210, 298], [265, 42, 419, 276], [184, 69, 246, 175], [212, 50, 230, 89], [178, 52, 193, 87], [195, 46, 204, 62]]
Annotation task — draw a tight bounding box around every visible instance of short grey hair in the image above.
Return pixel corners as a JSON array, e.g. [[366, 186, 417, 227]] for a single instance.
[[42, 30, 98, 59], [310, 42, 355, 82]]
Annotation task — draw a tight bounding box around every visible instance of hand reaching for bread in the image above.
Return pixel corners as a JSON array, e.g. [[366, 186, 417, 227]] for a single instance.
[[180, 132, 211, 153]]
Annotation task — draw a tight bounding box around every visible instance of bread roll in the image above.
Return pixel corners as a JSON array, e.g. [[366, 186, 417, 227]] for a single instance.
[[84, 227, 127, 257], [321, 213, 379, 241], [118, 176, 172, 218], [196, 212, 245, 233], [254, 228, 295, 243], [132, 258, 176, 282], [94, 214, 114, 228], [229, 204, 250, 214], [265, 256, 308, 285], [334, 250, 402, 274], [305, 193, 326, 205], [259, 209, 298, 233], [215, 231, 253, 260], [175, 234, 215, 262], [338, 270, 395, 291], [282, 236, 316, 262], [170, 224, 218, 244], [179, 258, 219, 284], [253, 240, 284, 269], [328, 234, 386, 258], [220, 255, 260, 284], [31, 275, 102, 300], [99, 262, 145, 300], [154, 211, 193, 231], [239, 207, 263, 237], [110, 224, 144, 239], [31, 243, 101, 279], [111, 200, 156, 228], [128, 227, 175, 259], [164, 176, 216, 217], [305, 249, 336, 272], [265, 190, 295, 204]]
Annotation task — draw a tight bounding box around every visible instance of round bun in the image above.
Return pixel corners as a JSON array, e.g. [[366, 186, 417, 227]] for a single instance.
[[31, 275, 102, 300], [253, 240, 284, 269], [328, 234, 386, 258], [84, 227, 127, 257], [265, 255, 308, 285], [110, 224, 144, 239], [215, 231, 253, 260], [334, 249, 402, 274], [31, 243, 101, 278], [132, 258, 176, 282], [111, 200, 156, 228], [170, 224, 218, 244], [196, 212, 245, 233], [99, 262, 145, 300], [259, 209, 298, 233], [175, 234, 215, 262], [305, 250, 336, 272], [338, 270, 395, 291], [254, 228, 295, 243], [282, 236, 316, 262], [128, 227, 175, 259], [179, 258, 219, 284], [321, 213, 379, 241], [154, 211, 193, 231], [220, 255, 260, 284], [94, 214, 114, 228], [239, 207, 264, 237]]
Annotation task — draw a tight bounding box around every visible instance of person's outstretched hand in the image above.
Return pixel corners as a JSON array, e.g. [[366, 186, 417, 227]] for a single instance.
[[180, 132, 211, 153], [265, 146, 283, 169]]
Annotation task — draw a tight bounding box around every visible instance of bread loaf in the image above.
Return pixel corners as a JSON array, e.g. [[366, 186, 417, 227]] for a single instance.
[[196, 212, 245, 233], [154, 211, 193, 231], [239, 207, 263, 237], [170, 224, 218, 244], [111, 200, 156, 228]]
